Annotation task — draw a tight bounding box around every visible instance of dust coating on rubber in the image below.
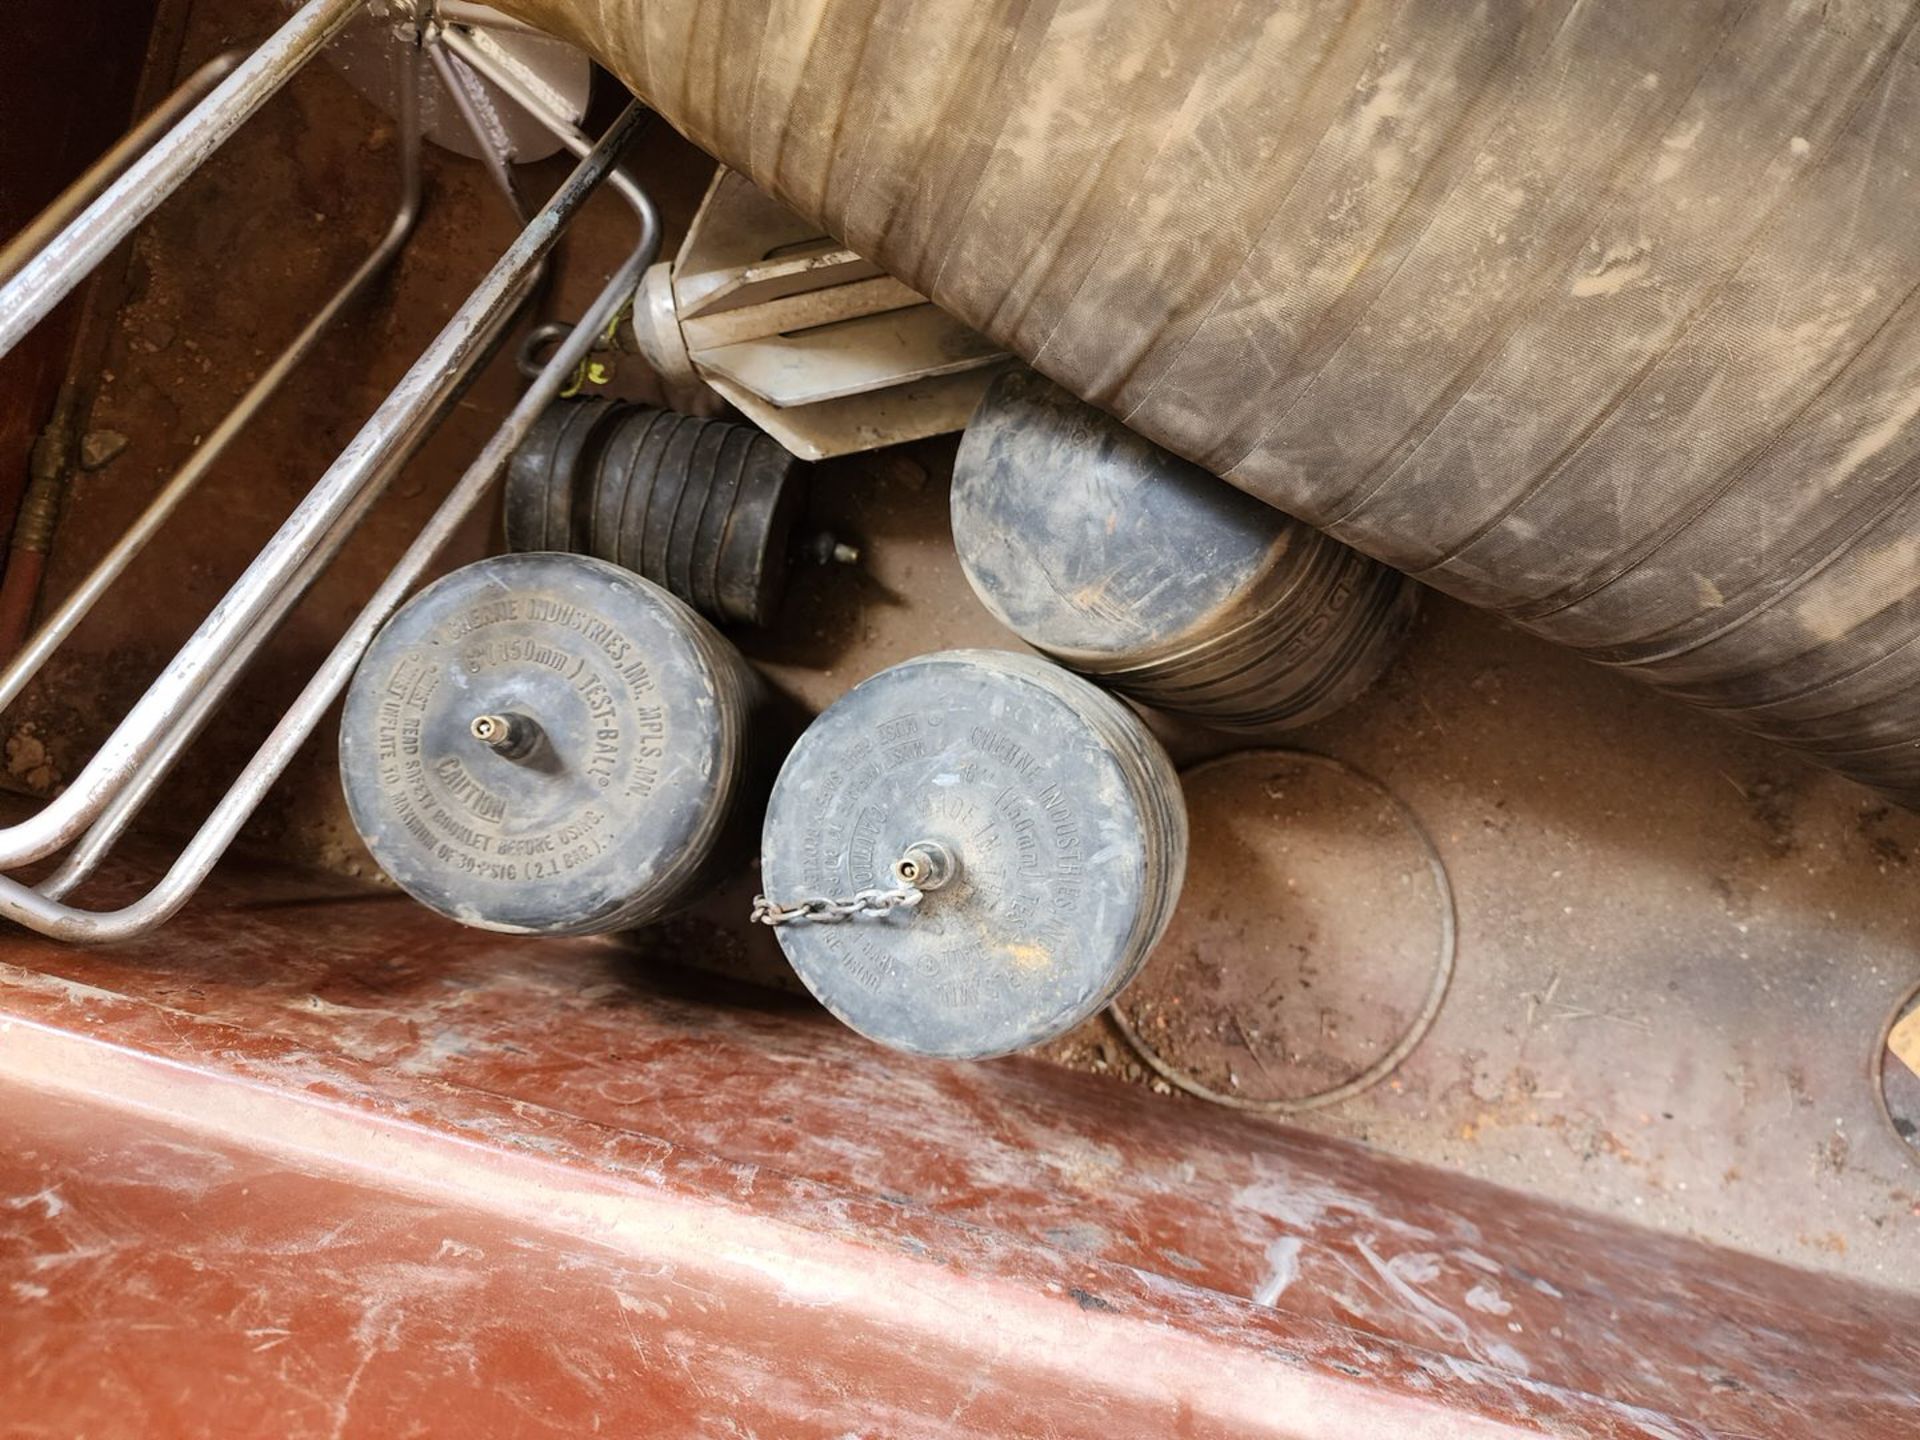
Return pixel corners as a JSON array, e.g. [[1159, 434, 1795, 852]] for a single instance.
[[954, 371, 1292, 660], [953, 371, 1416, 735], [492, 0, 1920, 806], [761, 649, 1187, 1059], [340, 552, 758, 935], [502, 397, 622, 552], [584, 408, 665, 560], [505, 402, 805, 626]]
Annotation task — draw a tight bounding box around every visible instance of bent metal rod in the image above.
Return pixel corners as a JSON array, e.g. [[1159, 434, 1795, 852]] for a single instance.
[[0, 2, 661, 938]]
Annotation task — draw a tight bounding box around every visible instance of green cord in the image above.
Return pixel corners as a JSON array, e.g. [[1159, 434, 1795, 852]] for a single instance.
[[556, 298, 635, 398]]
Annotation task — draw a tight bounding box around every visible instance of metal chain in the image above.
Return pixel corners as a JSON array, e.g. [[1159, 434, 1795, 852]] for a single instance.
[[750, 883, 924, 927]]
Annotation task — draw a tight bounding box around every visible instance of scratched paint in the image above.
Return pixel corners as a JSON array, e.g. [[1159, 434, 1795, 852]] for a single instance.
[[0, 873, 1916, 1435]]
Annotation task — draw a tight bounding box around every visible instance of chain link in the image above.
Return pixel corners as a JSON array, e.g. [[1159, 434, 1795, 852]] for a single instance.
[[750, 884, 924, 927]]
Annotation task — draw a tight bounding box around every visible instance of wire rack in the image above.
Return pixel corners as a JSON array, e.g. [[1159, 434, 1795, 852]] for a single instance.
[[0, 0, 660, 940]]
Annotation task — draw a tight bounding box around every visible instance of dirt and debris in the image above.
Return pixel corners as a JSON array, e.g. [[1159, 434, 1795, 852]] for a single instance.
[[13, 0, 1919, 1294], [77, 430, 128, 471], [5, 723, 61, 796], [1103, 750, 1449, 1108]]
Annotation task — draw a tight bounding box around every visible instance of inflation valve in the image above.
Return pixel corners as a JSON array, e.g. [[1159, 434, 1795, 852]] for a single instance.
[[340, 552, 766, 936], [754, 650, 1189, 1060]]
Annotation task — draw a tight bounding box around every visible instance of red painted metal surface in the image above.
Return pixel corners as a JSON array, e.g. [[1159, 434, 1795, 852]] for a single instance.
[[1, 855, 1915, 1437]]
